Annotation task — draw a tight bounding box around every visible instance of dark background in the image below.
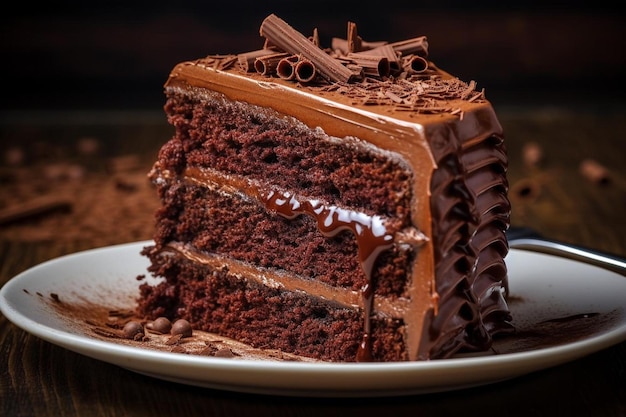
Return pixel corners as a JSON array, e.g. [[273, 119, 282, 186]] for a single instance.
[[1, 1, 625, 112]]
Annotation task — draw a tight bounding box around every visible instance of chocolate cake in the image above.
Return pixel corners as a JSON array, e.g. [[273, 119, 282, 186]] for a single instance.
[[137, 14, 513, 362]]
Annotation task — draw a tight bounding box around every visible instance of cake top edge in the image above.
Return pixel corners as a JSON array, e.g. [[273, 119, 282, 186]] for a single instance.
[[166, 14, 495, 119]]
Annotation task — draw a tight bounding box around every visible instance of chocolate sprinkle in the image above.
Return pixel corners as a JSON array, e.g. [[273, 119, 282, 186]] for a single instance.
[[122, 321, 145, 339], [146, 317, 172, 334], [171, 319, 193, 337]]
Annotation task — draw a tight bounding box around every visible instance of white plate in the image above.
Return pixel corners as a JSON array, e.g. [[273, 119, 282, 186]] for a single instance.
[[1, 241, 626, 397]]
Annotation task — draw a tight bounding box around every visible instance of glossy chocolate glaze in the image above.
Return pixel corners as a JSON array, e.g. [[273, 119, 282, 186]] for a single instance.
[[151, 44, 511, 360]]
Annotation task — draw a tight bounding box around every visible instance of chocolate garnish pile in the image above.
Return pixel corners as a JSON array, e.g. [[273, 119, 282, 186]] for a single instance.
[[203, 14, 485, 115]]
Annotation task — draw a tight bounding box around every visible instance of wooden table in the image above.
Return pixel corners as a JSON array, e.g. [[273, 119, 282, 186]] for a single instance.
[[1, 105, 625, 416]]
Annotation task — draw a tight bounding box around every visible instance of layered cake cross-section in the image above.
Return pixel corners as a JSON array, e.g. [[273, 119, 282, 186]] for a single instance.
[[137, 14, 513, 362]]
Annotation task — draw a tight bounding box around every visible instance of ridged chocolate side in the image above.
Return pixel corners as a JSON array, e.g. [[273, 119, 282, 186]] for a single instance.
[[421, 126, 513, 359]]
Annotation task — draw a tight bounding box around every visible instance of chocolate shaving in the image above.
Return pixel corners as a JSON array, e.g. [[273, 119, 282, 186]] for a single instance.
[[347, 53, 390, 77], [214, 348, 238, 358], [199, 345, 218, 356], [310, 27, 320, 47], [203, 55, 238, 71], [331, 38, 387, 55], [201, 15, 486, 115], [387, 36, 429, 58], [345, 64, 365, 78], [366, 44, 402, 74], [347, 21, 362, 53], [384, 90, 405, 104], [170, 346, 187, 353], [165, 334, 184, 345]]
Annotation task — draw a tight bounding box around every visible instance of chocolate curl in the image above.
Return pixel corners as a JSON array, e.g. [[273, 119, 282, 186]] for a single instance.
[[310, 27, 320, 47], [276, 55, 299, 80], [260, 14, 354, 83], [295, 58, 317, 83], [254, 52, 290, 76], [345, 64, 364, 79], [347, 53, 390, 78], [403, 55, 429, 74], [347, 21, 362, 53], [331, 38, 387, 55], [237, 48, 276, 72], [580, 159, 612, 185], [365, 44, 402, 74], [388, 36, 429, 58], [384, 90, 405, 104], [204, 54, 238, 71]]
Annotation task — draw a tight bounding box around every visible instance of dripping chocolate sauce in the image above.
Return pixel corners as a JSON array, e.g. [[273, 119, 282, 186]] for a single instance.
[[262, 188, 394, 362]]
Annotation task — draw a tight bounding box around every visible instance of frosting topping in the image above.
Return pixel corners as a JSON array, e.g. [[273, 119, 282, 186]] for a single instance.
[[202, 14, 487, 115]]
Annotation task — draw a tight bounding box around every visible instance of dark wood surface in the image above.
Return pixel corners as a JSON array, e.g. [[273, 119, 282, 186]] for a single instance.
[[1, 103, 625, 416]]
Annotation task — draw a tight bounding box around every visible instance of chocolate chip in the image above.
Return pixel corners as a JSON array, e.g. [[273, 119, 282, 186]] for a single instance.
[[146, 317, 172, 334], [122, 321, 145, 339], [171, 319, 193, 337]]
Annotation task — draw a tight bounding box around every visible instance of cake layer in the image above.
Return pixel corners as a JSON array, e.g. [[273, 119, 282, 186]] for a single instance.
[[140, 246, 409, 362], [162, 89, 415, 220], [150, 181, 415, 296]]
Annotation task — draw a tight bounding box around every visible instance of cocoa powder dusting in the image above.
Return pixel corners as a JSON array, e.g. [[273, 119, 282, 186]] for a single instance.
[[38, 292, 320, 361]]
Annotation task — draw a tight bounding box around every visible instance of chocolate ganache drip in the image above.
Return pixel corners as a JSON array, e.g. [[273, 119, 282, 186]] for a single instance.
[[262, 189, 396, 362]]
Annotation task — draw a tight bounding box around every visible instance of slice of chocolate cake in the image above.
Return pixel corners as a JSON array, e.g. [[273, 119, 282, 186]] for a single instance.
[[138, 14, 513, 362]]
